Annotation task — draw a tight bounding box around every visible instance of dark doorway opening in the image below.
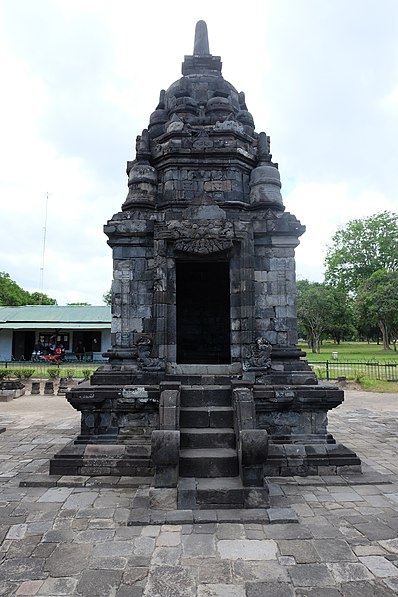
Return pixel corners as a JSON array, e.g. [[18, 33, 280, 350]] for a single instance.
[[12, 331, 35, 361], [176, 261, 230, 364]]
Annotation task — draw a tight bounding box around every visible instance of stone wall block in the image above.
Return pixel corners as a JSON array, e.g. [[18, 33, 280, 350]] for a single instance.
[[44, 381, 54, 395], [255, 318, 272, 331], [151, 430, 180, 488], [273, 318, 287, 332], [277, 332, 288, 345], [31, 381, 40, 395]]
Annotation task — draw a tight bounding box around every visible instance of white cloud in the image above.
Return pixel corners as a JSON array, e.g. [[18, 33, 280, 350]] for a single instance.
[[284, 182, 397, 282], [0, 0, 397, 304]]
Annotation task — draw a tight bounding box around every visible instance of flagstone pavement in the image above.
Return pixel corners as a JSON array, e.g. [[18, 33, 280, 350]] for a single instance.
[[1, 387, 398, 596]]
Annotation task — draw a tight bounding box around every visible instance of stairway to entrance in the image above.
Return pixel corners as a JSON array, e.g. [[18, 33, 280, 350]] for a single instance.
[[177, 384, 269, 510]]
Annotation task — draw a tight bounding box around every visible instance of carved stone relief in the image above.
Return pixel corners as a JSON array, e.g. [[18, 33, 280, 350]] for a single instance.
[[243, 337, 272, 371], [166, 219, 235, 254]]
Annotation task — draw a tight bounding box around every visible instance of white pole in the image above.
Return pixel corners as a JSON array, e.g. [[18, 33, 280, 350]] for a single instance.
[[39, 192, 49, 303]]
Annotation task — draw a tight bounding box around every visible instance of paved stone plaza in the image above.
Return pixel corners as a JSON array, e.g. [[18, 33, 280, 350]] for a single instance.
[[0, 390, 398, 595]]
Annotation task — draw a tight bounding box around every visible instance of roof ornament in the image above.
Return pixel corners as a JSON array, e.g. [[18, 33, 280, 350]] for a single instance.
[[193, 20, 210, 55]]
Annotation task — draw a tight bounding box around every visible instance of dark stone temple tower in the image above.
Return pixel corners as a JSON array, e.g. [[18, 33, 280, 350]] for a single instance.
[[51, 22, 361, 509]]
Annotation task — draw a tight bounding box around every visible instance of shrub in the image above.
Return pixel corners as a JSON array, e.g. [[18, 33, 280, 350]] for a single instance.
[[64, 368, 74, 380], [353, 370, 366, 383], [312, 365, 326, 380], [0, 368, 9, 379], [47, 368, 60, 379], [11, 368, 25, 380], [11, 368, 36, 380], [82, 369, 93, 380], [21, 368, 35, 380]]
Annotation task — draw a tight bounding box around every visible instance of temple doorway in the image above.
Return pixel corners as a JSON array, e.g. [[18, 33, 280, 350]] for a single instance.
[[176, 261, 231, 364]]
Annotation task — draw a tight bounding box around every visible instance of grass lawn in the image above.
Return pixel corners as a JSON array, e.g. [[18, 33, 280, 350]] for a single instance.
[[299, 341, 398, 363], [0, 362, 99, 380], [359, 379, 398, 393], [299, 341, 398, 390]]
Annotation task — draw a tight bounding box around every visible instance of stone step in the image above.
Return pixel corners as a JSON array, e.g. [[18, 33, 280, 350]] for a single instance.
[[180, 428, 236, 449], [179, 448, 238, 477], [180, 406, 233, 428], [178, 476, 244, 509], [180, 385, 231, 407], [177, 477, 270, 510]]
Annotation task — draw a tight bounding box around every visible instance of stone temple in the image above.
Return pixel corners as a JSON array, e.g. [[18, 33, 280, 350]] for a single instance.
[[51, 21, 361, 509]]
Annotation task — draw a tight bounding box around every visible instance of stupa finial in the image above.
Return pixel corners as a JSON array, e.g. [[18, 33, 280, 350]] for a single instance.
[[193, 20, 210, 55]]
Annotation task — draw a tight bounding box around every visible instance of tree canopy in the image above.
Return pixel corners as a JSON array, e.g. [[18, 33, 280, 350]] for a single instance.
[[0, 272, 56, 306], [356, 269, 398, 350], [324, 211, 398, 293], [297, 280, 354, 353], [103, 289, 112, 306], [29, 292, 57, 305]]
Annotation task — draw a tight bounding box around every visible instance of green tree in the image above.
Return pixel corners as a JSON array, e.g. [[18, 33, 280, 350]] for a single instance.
[[103, 289, 112, 306], [29, 292, 57, 305], [0, 272, 56, 306], [297, 280, 354, 352], [325, 288, 355, 344], [356, 269, 398, 350], [297, 281, 328, 353], [325, 211, 398, 293], [0, 272, 30, 305]]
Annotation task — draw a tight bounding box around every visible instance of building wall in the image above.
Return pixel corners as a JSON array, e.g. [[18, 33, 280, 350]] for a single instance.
[[0, 328, 111, 362], [0, 330, 13, 361], [101, 329, 111, 354]]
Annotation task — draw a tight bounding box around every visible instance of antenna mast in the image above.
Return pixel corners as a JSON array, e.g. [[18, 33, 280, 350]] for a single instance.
[[39, 192, 49, 303]]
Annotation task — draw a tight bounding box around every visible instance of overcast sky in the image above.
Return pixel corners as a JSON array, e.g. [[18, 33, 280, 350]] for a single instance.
[[0, 0, 397, 305]]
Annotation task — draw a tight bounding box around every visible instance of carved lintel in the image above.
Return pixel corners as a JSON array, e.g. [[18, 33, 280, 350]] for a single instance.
[[174, 238, 232, 254], [161, 218, 235, 255]]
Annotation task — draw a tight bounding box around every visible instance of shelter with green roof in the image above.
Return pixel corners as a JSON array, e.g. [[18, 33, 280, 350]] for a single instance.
[[0, 305, 111, 361]]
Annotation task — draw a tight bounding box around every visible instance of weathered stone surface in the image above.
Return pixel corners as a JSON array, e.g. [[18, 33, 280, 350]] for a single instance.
[[196, 559, 233, 583], [182, 533, 216, 557], [39, 576, 78, 595], [278, 539, 319, 563], [5, 385, 398, 596], [0, 558, 45, 582], [327, 562, 373, 582], [358, 555, 398, 578], [217, 539, 277, 560], [313, 539, 357, 562], [143, 566, 196, 597], [295, 590, 341, 597], [44, 544, 93, 576], [197, 585, 246, 597], [340, 580, 398, 597], [268, 508, 298, 524], [246, 582, 295, 597], [288, 563, 335, 587], [76, 569, 123, 597], [122, 566, 148, 585], [232, 560, 289, 582]]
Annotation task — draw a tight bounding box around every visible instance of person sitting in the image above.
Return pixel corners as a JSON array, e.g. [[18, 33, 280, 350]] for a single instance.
[[31, 340, 44, 362], [74, 341, 85, 361], [55, 344, 65, 361], [48, 336, 56, 355]]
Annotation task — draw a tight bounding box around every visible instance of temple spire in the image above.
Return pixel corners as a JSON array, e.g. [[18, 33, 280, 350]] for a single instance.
[[193, 20, 210, 55]]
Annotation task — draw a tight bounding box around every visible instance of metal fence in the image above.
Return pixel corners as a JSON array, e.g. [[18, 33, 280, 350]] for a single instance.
[[2, 359, 397, 382], [308, 361, 398, 382], [0, 361, 101, 380]]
